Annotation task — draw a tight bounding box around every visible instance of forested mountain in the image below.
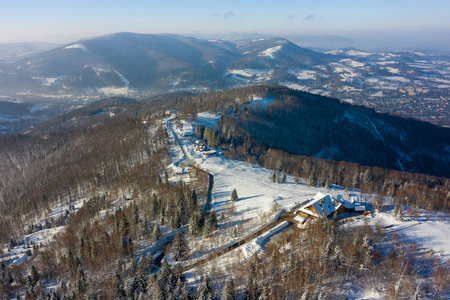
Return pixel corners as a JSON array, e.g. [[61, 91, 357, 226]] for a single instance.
[[178, 85, 450, 178], [0, 42, 59, 63], [0, 33, 330, 97], [0, 85, 449, 299]]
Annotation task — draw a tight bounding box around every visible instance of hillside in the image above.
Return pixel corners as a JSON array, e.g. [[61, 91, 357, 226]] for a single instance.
[[0, 85, 448, 299], [1, 32, 449, 137], [178, 86, 450, 178], [0, 33, 330, 98]]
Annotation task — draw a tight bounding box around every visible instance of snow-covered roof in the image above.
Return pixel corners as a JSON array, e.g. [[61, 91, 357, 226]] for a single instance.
[[203, 149, 216, 156], [336, 194, 355, 209], [355, 205, 366, 212], [180, 123, 194, 136], [311, 193, 336, 216], [299, 192, 337, 218], [298, 192, 366, 218], [172, 165, 184, 174]]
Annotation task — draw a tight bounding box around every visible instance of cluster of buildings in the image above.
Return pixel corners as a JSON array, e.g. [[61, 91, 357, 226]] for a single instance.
[[179, 122, 194, 137], [194, 140, 216, 156], [399, 87, 429, 96], [297, 192, 366, 219]]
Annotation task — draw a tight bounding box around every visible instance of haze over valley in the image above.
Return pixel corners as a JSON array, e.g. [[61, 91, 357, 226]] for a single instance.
[[1, 32, 450, 135]]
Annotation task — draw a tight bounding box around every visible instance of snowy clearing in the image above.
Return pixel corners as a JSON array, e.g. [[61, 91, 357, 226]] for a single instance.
[[346, 50, 374, 57], [226, 69, 273, 82], [64, 43, 87, 52], [382, 76, 410, 83], [349, 209, 450, 261], [279, 82, 308, 91], [340, 59, 365, 68], [196, 112, 220, 129], [258, 45, 283, 59], [383, 67, 400, 74], [247, 96, 276, 109], [287, 69, 316, 80]]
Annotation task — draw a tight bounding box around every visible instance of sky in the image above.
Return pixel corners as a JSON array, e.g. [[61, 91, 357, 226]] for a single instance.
[[1, 0, 449, 49]]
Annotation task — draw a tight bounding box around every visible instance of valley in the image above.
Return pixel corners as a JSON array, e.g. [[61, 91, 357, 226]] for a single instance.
[[1, 101, 448, 299]]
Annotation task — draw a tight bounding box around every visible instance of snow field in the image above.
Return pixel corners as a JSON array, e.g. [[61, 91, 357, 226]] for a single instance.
[[247, 96, 276, 109], [258, 45, 283, 59], [242, 221, 289, 259], [226, 69, 273, 82], [287, 68, 316, 80], [349, 208, 450, 262], [196, 112, 220, 128], [64, 43, 87, 52]]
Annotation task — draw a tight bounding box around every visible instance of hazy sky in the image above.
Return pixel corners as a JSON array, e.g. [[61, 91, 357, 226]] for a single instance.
[[1, 0, 449, 45]]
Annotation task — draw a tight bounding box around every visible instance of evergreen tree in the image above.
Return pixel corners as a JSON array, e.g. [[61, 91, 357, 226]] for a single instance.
[[352, 172, 361, 188], [130, 262, 147, 299], [164, 170, 169, 183], [76, 265, 87, 294], [221, 279, 236, 300], [393, 203, 399, 219], [231, 189, 238, 202], [206, 211, 218, 232], [197, 277, 213, 300], [190, 190, 198, 213], [398, 206, 404, 222], [189, 208, 204, 236], [271, 172, 277, 183], [30, 265, 39, 286], [147, 274, 164, 300], [157, 260, 171, 293], [308, 171, 317, 187], [133, 205, 140, 226], [172, 232, 189, 261], [245, 259, 259, 300], [114, 270, 127, 299], [171, 209, 183, 230], [333, 245, 341, 270], [172, 277, 190, 300], [119, 214, 130, 236], [151, 194, 160, 218], [152, 225, 162, 241], [55, 279, 68, 298]]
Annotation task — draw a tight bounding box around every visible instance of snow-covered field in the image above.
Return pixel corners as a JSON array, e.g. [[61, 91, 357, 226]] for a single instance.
[[258, 45, 283, 59], [168, 112, 450, 275], [196, 112, 220, 128], [200, 153, 322, 220], [349, 209, 450, 261], [226, 69, 273, 82], [64, 43, 87, 52], [287, 68, 316, 80], [247, 96, 276, 109], [169, 113, 356, 229]]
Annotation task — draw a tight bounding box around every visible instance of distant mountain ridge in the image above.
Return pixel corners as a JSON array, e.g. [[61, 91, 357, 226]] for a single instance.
[[0, 33, 331, 97], [0, 42, 59, 63]]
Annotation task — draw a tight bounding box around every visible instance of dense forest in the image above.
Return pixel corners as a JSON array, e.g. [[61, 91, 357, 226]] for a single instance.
[[179, 85, 450, 178], [0, 85, 448, 298], [178, 85, 449, 211]]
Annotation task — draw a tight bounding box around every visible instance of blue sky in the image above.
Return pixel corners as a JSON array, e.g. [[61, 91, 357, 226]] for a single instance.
[[1, 0, 449, 44]]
